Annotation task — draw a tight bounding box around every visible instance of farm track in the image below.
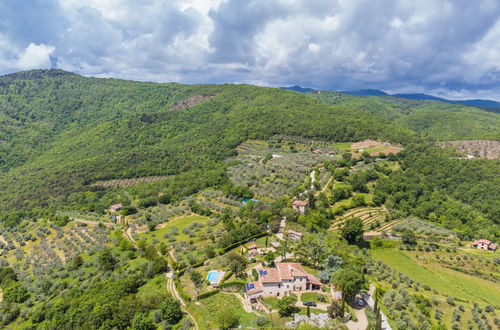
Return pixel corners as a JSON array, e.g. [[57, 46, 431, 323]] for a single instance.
[[72, 218, 114, 228]]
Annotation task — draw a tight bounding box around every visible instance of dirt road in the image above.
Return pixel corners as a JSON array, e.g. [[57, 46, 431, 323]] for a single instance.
[[72, 218, 113, 227]]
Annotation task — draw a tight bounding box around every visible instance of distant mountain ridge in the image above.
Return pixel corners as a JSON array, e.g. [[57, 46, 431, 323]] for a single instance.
[[281, 86, 500, 109], [280, 85, 316, 93], [344, 89, 500, 109]]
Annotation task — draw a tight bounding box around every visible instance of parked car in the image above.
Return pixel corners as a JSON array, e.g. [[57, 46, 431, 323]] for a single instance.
[[303, 301, 317, 307], [357, 299, 364, 307]]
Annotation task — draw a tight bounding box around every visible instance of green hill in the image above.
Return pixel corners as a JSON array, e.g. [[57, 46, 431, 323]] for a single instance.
[[0, 70, 415, 223], [308, 91, 500, 140]]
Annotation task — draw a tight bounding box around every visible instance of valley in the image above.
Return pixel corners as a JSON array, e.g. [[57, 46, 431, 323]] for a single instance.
[[0, 71, 499, 330]]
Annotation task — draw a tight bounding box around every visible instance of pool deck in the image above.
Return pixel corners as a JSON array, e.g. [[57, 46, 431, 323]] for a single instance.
[[206, 270, 225, 287]]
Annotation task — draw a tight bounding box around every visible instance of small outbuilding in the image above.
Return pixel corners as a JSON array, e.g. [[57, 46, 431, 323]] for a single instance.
[[292, 200, 308, 214], [108, 204, 123, 214]]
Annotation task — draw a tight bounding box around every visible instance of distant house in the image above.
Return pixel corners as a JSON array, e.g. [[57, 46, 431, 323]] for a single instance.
[[270, 241, 281, 249], [292, 200, 308, 214], [285, 230, 303, 241], [245, 262, 322, 303], [472, 239, 498, 251], [247, 244, 258, 255], [108, 204, 123, 214], [242, 198, 258, 206], [313, 149, 324, 154]]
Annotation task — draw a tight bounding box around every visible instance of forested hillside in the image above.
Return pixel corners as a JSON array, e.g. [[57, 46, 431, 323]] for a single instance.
[[373, 144, 500, 239], [0, 70, 414, 224], [308, 91, 500, 140]]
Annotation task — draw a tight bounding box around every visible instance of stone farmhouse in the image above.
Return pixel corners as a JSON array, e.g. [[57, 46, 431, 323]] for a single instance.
[[472, 239, 498, 251], [108, 203, 123, 214], [245, 262, 322, 303], [292, 200, 308, 214]]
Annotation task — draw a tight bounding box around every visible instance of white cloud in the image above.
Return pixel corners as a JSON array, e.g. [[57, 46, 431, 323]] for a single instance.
[[16, 43, 55, 70], [0, 0, 500, 99]]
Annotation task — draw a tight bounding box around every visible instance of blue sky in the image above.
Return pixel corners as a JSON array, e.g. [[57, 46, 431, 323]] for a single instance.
[[1, 0, 500, 100]]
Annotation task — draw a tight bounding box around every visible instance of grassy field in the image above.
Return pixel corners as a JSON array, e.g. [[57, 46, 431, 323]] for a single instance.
[[371, 248, 500, 305], [140, 215, 211, 244], [188, 293, 265, 329]]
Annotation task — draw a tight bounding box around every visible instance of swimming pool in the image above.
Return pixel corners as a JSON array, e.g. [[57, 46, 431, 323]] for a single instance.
[[206, 271, 220, 282]]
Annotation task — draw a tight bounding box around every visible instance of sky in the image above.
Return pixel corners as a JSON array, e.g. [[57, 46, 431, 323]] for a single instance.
[[1, 0, 500, 100]]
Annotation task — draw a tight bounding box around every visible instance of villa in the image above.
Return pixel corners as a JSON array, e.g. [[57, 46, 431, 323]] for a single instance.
[[472, 239, 498, 251], [245, 262, 322, 303]]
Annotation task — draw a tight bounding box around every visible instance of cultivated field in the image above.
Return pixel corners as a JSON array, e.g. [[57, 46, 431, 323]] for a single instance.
[[330, 206, 400, 233], [438, 140, 500, 159], [371, 248, 500, 305], [227, 140, 333, 199]]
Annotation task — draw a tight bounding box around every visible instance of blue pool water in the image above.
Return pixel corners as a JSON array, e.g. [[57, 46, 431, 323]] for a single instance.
[[206, 271, 220, 282]]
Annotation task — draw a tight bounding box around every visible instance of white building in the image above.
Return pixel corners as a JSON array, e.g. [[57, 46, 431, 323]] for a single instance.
[[245, 262, 322, 302]]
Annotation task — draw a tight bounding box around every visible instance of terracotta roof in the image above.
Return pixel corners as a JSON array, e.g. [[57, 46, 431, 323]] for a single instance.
[[478, 239, 492, 245], [260, 269, 282, 283], [489, 243, 498, 250], [276, 262, 308, 281], [247, 244, 258, 249], [307, 274, 322, 286], [109, 204, 123, 211], [246, 281, 263, 295], [292, 200, 309, 206]]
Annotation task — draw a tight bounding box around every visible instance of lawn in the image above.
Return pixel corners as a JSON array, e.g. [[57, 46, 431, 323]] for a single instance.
[[300, 292, 329, 303], [332, 142, 352, 151], [372, 248, 500, 305], [139, 215, 211, 244], [136, 274, 167, 298], [253, 235, 271, 248], [187, 293, 265, 329]]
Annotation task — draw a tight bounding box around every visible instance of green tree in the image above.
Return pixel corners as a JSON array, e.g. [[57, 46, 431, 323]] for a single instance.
[[332, 268, 365, 313], [4, 281, 30, 303], [327, 300, 342, 318], [341, 217, 364, 244], [216, 308, 240, 329], [159, 295, 183, 325], [277, 296, 299, 317], [401, 230, 417, 245], [131, 313, 155, 330], [98, 248, 116, 271], [226, 252, 247, 277]]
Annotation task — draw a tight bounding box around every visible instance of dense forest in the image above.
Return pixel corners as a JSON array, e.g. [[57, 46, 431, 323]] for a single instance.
[[308, 91, 500, 141], [0, 70, 415, 224], [373, 144, 500, 240]]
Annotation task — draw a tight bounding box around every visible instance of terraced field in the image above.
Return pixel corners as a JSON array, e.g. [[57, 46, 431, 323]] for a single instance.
[[372, 248, 500, 305], [330, 206, 400, 232]]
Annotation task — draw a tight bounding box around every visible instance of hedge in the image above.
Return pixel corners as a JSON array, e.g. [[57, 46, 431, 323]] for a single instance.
[[220, 280, 246, 292], [221, 271, 233, 283], [177, 260, 205, 277], [222, 232, 269, 253], [196, 288, 220, 300], [174, 276, 192, 301]]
